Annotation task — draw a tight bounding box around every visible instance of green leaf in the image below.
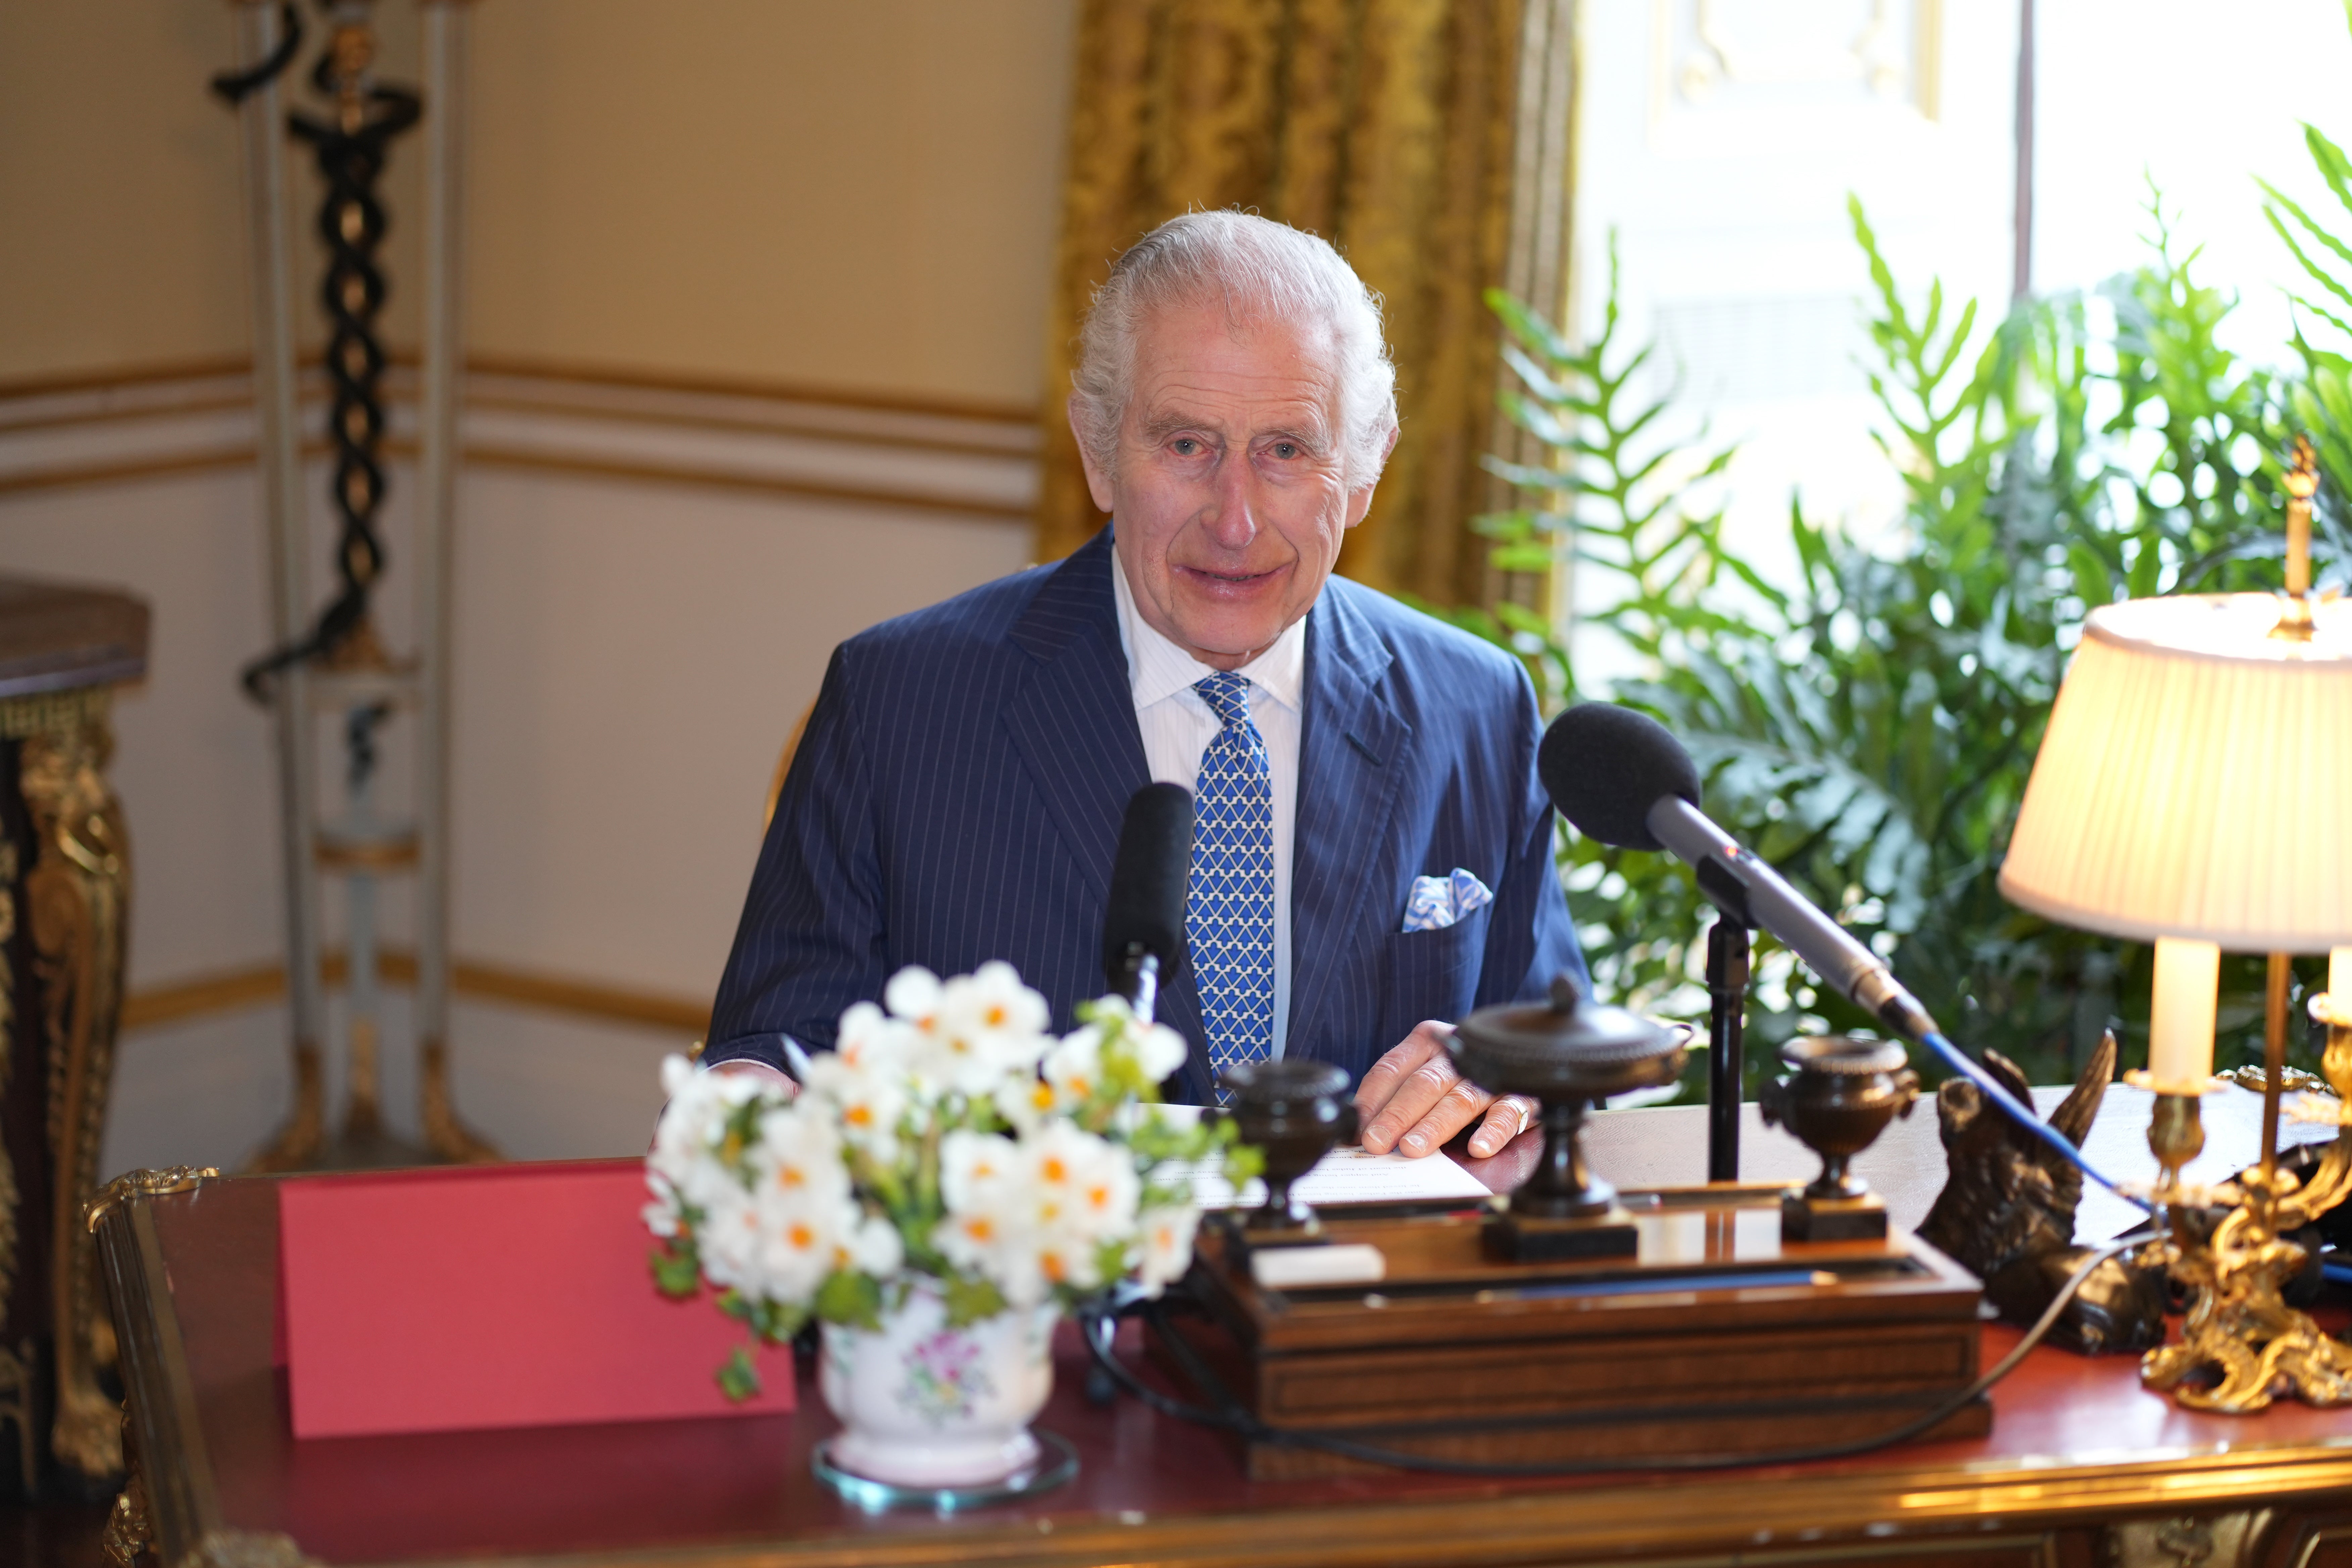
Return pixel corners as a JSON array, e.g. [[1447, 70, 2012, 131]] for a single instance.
[[717, 1344, 762, 1403], [940, 1273, 1007, 1328], [813, 1269, 884, 1332], [1490, 543, 1560, 573], [649, 1242, 701, 1299], [2066, 541, 2114, 609]]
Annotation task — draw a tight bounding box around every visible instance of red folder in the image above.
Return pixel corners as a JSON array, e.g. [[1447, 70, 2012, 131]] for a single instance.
[[278, 1159, 795, 1439]]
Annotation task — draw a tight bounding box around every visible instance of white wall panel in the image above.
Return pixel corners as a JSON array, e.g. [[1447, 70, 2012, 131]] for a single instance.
[[6, 430, 1030, 1176], [446, 466, 1030, 996], [0, 469, 285, 986]]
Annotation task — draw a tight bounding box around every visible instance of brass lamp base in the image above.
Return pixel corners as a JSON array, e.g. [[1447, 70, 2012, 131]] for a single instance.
[[2136, 995, 2352, 1414]]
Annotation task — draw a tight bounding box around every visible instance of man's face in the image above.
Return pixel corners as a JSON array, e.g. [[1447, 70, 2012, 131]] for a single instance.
[[1075, 302, 1388, 671]]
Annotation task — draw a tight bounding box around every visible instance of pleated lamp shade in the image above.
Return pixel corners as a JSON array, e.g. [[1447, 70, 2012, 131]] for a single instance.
[[1999, 593, 2352, 951]]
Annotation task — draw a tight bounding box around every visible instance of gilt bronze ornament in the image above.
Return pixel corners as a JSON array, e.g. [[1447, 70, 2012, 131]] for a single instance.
[[2134, 995, 2352, 1411]]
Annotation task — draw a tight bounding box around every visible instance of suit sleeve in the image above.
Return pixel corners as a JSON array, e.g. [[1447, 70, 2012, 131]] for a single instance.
[[704, 646, 888, 1070], [1476, 664, 1590, 1009]]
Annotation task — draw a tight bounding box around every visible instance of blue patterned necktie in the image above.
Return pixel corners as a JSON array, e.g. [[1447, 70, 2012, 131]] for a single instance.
[[1188, 670, 1276, 1090]]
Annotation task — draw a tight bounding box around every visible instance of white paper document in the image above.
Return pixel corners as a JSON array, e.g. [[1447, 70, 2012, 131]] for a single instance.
[[1153, 1103, 1494, 1209]]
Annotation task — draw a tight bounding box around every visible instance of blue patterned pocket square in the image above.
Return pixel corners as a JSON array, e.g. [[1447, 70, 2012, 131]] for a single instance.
[[1401, 868, 1494, 933]]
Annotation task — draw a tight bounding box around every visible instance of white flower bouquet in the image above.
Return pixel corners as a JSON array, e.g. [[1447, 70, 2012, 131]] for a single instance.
[[645, 961, 1257, 1398]]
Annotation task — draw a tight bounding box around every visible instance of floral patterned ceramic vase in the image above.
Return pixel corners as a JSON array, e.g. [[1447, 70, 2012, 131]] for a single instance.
[[818, 1283, 1060, 1487]]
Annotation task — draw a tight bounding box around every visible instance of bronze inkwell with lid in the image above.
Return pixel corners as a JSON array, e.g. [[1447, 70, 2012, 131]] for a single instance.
[[1448, 975, 1687, 1261]]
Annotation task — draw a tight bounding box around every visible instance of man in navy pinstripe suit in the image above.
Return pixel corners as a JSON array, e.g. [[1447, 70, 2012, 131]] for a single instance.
[[705, 213, 1586, 1164]]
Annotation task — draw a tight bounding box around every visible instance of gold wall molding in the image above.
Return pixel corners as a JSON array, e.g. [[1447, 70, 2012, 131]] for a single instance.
[[0, 353, 1036, 426], [461, 354, 1036, 426], [120, 948, 710, 1039], [0, 356, 1040, 521]]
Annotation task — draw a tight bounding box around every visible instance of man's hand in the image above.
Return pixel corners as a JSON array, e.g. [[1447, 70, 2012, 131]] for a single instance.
[[707, 1058, 797, 1093], [1354, 1021, 1537, 1160]]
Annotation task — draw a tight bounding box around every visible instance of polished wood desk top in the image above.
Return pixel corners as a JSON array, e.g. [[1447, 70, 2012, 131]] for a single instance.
[[98, 1108, 2352, 1568]]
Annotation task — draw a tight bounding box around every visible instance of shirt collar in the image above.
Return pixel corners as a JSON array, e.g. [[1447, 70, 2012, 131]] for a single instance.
[[1110, 536, 1307, 716]]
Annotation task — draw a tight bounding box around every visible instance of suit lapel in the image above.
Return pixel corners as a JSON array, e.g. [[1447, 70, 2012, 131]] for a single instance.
[[1288, 585, 1408, 1058], [1001, 532, 1209, 1068]]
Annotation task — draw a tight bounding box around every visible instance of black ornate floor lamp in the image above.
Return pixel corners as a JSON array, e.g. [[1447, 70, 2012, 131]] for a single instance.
[[215, 0, 493, 1171]]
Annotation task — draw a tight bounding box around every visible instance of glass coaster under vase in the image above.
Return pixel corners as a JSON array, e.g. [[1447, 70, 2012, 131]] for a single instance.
[[813, 1428, 1079, 1513]]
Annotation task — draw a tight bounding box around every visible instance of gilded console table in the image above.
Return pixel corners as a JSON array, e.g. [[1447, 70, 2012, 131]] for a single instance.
[[0, 574, 148, 1495]]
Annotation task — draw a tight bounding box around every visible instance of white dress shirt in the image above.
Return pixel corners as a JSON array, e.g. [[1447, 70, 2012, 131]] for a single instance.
[[1110, 547, 1304, 1060]]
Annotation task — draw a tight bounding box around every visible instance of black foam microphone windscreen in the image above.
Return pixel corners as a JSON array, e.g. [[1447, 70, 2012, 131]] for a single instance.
[[1538, 702, 1703, 851], [1102, 782, 1195, 988]]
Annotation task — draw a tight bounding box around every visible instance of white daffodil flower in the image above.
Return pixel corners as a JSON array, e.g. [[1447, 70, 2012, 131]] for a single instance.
[[882, 966, 945, 1031], [990, 1072, 1059, 1135], [695, 1184, 766, 1294], [833, 1000, 913, 1079], [844, 1213, 905, 1279], [1022, 1122, 1138, 1243], [650, 965, 1217, 1357], [941, 961, 1052, 1062], [1130, 1021, 1189, 1083], [1132, 1204, 1201, 1294], [801, 1051, 908, 1162], [1041, 1026, 1104, 1106], [940, 1128, 1022, 1212]]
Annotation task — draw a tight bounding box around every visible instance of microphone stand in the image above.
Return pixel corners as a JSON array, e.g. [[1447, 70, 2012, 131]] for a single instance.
[[1705, 920, 1750, 1182], [1112, 943, 1163, 1027], [1696, 864, 1755, 1183]]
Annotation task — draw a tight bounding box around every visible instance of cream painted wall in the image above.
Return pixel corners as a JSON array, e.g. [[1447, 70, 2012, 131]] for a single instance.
[[1, 458, 1034, 1176], [0, 0, 1072, 1174], [0, 2, 260, 376], [468, 0, 1077, 404], [0, 0, 1077, 404]]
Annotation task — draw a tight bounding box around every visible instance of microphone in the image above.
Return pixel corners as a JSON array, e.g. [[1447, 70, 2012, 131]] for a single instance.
[[1103, 782, 1194, 1024], [1540, 703, 2143, 1204], [1539, 703, 1937, 1042]]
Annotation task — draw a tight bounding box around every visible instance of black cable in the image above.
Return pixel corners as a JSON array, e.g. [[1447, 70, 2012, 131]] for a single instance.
[[210, 4, 303, 105], [1082, 1233, 2148, 1478]]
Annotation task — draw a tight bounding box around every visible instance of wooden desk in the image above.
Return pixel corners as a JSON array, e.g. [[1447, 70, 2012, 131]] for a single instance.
[[95, 1114, 2352, 1568]]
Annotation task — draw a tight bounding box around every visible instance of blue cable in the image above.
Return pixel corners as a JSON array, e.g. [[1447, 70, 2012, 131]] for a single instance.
[[1921, 1030, 2155, 1213]]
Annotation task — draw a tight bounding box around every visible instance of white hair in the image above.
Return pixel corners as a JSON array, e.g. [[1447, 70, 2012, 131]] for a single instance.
[[1070, 210, 1398, 484]]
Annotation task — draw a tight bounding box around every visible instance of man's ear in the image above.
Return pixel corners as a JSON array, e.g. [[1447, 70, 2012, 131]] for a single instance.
[[1070, 395, 1118, 515], [1343, 422, 1402, 529]]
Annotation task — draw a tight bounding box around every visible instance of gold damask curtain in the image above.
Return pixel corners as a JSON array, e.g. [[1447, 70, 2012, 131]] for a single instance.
[[1034, 0, 1540, 608]]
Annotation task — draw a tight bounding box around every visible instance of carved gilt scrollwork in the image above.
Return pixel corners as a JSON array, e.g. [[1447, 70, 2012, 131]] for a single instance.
[[102, 1408, 153, 1568], [2103, 1512, 2275, 1568], [20, 704, 134, 1476], [0, 834, 19, 1358], [0, 1336, 33, 1495], [83, 1167, 219, 1234]]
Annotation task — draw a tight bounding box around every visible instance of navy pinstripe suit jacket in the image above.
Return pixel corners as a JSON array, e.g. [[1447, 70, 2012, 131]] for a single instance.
[[705, 527, 1587, 1105]]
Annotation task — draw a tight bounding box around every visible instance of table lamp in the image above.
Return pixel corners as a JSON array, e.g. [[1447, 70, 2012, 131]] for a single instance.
[[1999, 439, 2352, 1411]]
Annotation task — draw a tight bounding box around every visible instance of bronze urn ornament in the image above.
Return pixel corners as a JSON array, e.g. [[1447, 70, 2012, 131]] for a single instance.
[[1760, 1036, 1920, 1241], [1217, 1059, 1358, 1235]]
